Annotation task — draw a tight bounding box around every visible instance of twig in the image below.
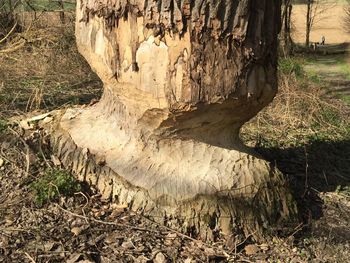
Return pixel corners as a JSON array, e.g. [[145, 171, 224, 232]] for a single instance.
[[0, 21, 17, 45], [74, 191, 89, 209], [0, 39, 26, 54], [141, 215, 199, 243], [24, 252, 36, 263], [322, 171, 329, 187], [73, 192, 90, 224], [235, 231, 257, 250], [288, 223, 304, 238], [0, 227, 34, 232], [55, 204, 158, 233]]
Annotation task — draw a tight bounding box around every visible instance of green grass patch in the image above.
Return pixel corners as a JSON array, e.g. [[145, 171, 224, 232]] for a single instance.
[[338, 62, 350, 80], [338, 94, 350, 106], [0, 119, 8, 133], [278, 57, 304, 78], [308, 72, 323, 84], [336, 185, 350, 196], [31, 169, 81, 206]]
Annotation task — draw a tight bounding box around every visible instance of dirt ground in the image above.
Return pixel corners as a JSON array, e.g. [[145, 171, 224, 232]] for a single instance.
[[0, 12, 350, 263], [292, 4, 350, 44]]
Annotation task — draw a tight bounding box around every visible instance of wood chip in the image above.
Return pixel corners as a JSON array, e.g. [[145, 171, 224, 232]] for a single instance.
[[19, 120, 33, 130], [154, 252, 167, 263], [121, 240, 135, 249], [71, 227, 84, 236]]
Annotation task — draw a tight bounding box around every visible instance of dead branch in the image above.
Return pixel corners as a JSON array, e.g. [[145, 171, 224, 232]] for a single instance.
[[0, 38, 26, 53], [24, 252, 36, 263], [0, 21, 17, 45], [55, 203, 159, 233]]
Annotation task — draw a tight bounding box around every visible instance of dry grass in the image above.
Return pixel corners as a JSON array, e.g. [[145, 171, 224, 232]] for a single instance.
[[242, 58, 350, 148], [0, 12, 102, 117]]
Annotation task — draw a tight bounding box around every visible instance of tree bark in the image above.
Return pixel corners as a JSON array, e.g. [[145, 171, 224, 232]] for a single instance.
[[306, 0, 312, 47], [281, 0, 293, 56], [52, 0, 298, 240]]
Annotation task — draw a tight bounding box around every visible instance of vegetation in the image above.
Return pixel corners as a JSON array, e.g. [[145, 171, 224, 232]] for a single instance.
[[0, 119, 8, 133], [0, 3, 349, 262], [0, 10, 101, 115], [30, 169, 81, 206], [242, 56, 349, 148], [1, 0, 75, 12]]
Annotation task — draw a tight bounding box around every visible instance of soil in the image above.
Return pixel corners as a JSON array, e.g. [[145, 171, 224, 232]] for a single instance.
[[1, 123, 349, 263]]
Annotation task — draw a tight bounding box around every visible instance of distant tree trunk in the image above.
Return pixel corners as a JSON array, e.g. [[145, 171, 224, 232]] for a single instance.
[[344, 0, 350, 33], [281, 0, 294, 55], [306, 0, 312, 47], [52, 0, 298, 240], [58, 0, 65, 24]]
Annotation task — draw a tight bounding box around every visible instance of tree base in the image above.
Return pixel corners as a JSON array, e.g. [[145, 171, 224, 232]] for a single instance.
[[50, 101, 298, 241]]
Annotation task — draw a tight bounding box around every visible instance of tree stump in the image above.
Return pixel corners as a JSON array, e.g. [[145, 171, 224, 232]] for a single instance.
[[52, 0, 298, 240]]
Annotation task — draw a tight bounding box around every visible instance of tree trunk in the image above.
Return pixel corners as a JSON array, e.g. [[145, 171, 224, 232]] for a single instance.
[[58, 0, 65, 24], [306, 0, 312, 47], [52, 0, 298, 240], [281, 0, 293, 56]]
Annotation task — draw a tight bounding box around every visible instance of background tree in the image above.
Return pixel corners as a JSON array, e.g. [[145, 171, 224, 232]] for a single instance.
[[281, 0, 294, 55], [305, 0, 337, 47], [344, 0, 350, 32]]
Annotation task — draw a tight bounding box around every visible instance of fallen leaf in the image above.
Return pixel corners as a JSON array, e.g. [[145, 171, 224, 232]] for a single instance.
[[121, 240, 135, 249], [245, 244, 260, 255], [71, 227, 84, 236], [154, 252, 167, 263], [260, 243, 269, 251], [67, 253, 83, 263], [43, 241, 55, 251]]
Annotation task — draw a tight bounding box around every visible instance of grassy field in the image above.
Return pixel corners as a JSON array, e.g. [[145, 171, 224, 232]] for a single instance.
[[0, 12, 101, 116], [302, 47, 350, 105], [292, 4, 350, 44]]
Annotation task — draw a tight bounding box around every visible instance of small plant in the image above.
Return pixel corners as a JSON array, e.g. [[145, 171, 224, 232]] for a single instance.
[[308, 72, 322, 84], [31, 169, 81, 206], [337, 94, 350, 106], [278, 57, 304, 78], [0, 119, 8, 133], [336, 185, 350, 196]]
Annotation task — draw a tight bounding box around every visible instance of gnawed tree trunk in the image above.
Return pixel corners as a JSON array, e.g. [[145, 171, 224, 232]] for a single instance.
[[52, 0, 298, 240]]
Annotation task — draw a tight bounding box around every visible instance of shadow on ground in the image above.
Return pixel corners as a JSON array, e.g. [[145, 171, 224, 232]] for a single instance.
[[256, 139, 350, 192], [254, 139, 350, 240]]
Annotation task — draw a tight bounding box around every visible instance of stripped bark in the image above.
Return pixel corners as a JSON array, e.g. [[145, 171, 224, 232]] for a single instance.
[[51, 0, 298, 240]]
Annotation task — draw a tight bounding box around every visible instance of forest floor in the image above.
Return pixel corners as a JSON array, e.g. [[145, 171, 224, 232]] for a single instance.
[[0, 16, 350, 263]]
